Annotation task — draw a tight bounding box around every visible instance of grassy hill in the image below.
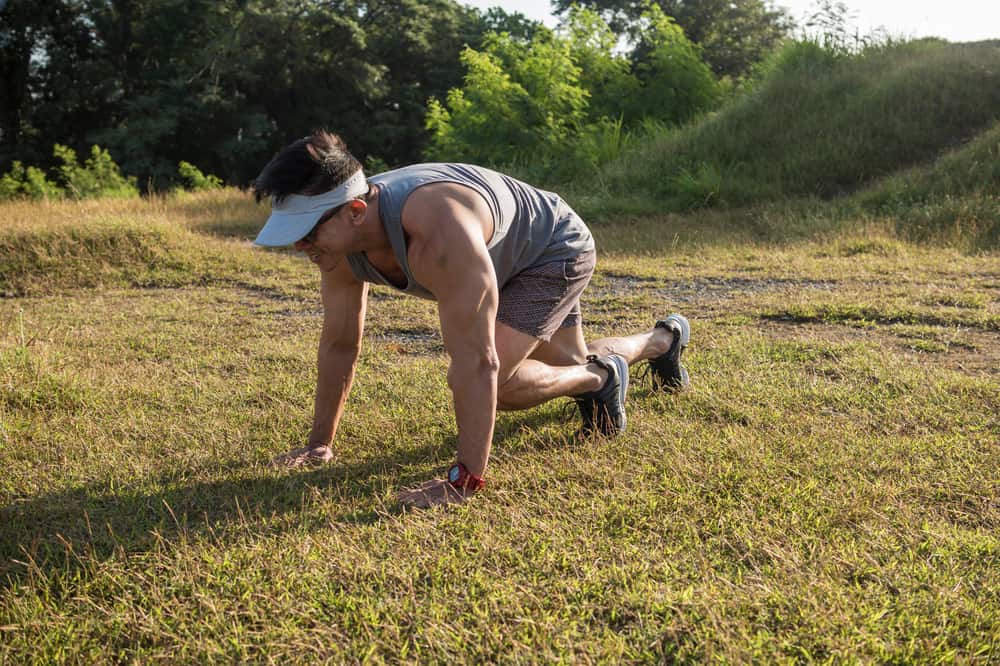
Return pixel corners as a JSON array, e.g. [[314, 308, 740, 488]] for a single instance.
[[563, 38, 1000, 249]]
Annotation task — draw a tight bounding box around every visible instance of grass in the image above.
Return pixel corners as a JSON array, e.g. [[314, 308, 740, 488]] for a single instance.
[[1, 188, 998, 661], [555, 39, 1000, 249]]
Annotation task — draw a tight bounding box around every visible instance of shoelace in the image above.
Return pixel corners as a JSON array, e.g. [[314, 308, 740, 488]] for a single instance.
[[638, 362, 653, 384], [561, 396, 592, 423]]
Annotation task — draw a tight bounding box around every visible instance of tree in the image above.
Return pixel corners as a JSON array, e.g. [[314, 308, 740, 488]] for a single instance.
[[552, 0, 793, 80], [473, 7, 542, 44], [628, 5, 720, 123], [426, 29, 588, 164], [425, 6, 720, 170], [1, 0, 488, 187]]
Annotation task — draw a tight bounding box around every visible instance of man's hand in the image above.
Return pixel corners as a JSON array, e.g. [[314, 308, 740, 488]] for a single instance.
[[270, 444, 334, 468], [396, 478, 474, 509]]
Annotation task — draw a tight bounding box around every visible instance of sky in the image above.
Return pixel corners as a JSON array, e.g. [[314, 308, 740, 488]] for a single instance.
[[462, 0, 1000, 43]]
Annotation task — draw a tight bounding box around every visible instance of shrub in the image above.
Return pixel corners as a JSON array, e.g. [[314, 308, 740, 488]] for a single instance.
[[54, 144, 139, 199], [0, 161, 63, 201], [177, 161, 223, 191]]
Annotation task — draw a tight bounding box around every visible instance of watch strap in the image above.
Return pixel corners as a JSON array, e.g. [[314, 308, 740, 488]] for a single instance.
[[447, 462, 486, 492]]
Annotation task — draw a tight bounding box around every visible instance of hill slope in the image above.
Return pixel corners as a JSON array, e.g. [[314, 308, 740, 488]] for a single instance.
[[569, 39, 1000, 226]]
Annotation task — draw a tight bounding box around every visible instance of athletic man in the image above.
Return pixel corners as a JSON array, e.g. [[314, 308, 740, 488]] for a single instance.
[[253, 131, 690, 508]]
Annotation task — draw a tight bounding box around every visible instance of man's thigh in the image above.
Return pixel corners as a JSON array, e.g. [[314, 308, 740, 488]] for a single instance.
[[495, 321, 543, 386], [529, 323, 589, 367]]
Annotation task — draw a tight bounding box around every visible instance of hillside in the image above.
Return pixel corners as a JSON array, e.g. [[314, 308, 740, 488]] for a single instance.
[[563, 38, 1000, 249]]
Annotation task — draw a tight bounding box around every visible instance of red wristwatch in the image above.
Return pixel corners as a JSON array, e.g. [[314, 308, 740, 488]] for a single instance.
[[447, 462, 486, 491]]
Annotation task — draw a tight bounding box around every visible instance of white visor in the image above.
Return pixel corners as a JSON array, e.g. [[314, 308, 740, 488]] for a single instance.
[[253, 169, 368, 247]]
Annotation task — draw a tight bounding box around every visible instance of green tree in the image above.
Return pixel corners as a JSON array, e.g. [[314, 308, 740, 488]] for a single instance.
[[426, 30, 588, 164], [1, 0, 488, 187], [563, 7, 639, 122], [473, 7, 543, 43], [553, 0, 793, 80], [426, 6, 719, 173], [628, 5, 721, 123]]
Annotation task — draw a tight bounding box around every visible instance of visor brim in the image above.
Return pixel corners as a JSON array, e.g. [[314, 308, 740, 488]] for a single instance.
[[253, 210, 322, 247]]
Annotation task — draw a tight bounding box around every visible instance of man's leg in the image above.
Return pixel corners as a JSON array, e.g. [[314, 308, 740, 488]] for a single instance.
[[495, 322, 608, 411], [585, 326, 675, 364], [495, 322, 675, 411]]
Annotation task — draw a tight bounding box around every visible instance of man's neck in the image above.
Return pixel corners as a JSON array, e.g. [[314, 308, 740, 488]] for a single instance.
[[353, 192, 390, 253]]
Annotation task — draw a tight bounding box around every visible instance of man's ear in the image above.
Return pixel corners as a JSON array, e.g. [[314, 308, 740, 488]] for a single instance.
[[348, 199, 367, 224]]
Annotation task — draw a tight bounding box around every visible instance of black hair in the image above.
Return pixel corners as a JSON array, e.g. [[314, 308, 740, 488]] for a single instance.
[[252, 130, 364, 204]]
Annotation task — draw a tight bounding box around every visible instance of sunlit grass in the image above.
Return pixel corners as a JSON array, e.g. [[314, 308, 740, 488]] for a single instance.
[[1, 190, 998, 661]]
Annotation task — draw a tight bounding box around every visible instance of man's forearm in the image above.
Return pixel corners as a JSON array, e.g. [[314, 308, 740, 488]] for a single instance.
[[309, 343, 360, 447], [449, 353, 499, 477]]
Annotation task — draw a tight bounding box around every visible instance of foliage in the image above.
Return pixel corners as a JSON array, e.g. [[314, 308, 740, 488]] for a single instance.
[[0, 0, 489, 188], [426, 6, 719, 175], [0, 161, 62, 201], [474, 6, 543, 43], [53, 144, 138, 199], [0, 143, 139, 201], [426, 30, 588, 166], [629, 5, 721, 124], [177, 161, 224, 191], [563, 7, 638, 122], [553, 0, 793, 80]]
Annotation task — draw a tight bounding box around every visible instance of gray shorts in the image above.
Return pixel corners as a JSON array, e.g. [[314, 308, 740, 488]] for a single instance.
[[496, 249, 597, 341]]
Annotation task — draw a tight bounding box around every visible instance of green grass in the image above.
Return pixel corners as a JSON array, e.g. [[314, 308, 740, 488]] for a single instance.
[[1, 190, 998, 661]]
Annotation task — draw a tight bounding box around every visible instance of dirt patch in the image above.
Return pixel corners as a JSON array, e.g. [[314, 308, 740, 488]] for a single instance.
[[595, 274, 839, 303], [370, 330, 444, 355], [762, 320, 1000, 379]]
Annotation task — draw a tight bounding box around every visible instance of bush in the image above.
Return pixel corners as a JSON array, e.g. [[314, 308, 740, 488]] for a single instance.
[[177, 161, 223, 191], [628, 6, 721, 125], [0, 162, 63, 201], [425, 7, 720, 176], [54, 144, 139, 199], [426, 30, 587, 166]]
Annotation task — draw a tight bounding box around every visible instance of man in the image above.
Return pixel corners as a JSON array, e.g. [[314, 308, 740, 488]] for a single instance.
[[253, 131, 690, 508]]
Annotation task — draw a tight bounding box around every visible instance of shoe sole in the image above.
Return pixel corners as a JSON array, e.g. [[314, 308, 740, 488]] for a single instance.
[[609, 353, 629, 434], [652, 313, 690, 393], [661, 313, 690, 348]]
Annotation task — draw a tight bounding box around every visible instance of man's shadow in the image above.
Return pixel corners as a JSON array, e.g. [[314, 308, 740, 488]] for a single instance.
[[0, 408, 568, 592]]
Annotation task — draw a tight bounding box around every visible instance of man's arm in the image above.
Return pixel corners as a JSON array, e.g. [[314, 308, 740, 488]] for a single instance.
[[308, 261, 368, 450], [406, 187, 500, 481]]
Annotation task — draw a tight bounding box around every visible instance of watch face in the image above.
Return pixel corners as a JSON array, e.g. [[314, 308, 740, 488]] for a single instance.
[[448, 465, 461, 484]]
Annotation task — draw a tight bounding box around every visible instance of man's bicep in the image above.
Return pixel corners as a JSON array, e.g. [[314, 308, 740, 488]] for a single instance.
[[433, 259, 499, 367]]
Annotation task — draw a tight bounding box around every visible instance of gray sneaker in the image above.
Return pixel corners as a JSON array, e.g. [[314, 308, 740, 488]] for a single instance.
[[647, 313, 690, 392], [573, 353, 629, 437]]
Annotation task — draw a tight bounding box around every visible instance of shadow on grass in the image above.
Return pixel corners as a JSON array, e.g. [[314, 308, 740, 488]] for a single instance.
[[0, 409, 571, 591]]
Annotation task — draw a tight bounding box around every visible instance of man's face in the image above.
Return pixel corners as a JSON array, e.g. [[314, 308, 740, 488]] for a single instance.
[[293, 205, 345, 270]]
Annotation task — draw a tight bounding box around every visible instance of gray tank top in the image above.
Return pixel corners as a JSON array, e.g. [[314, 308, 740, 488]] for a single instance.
[[346, 163, 593, 300]]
